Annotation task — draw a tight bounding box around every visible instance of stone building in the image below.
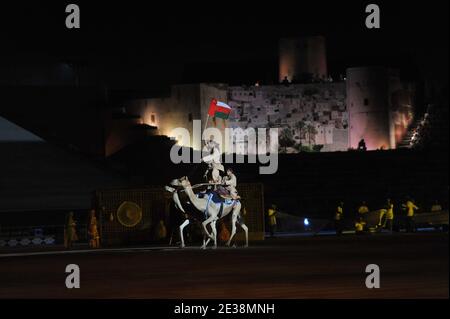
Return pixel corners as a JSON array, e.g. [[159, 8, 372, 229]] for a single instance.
[[121, 65, 414, 154], [227, 82, 348, 153], [347, 67, 414, 150], [117, 36, 414, 154], [0, 36, 414, 158]]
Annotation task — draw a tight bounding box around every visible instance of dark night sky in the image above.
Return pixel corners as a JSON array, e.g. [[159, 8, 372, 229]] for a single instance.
[[0, 1, 448, 86]]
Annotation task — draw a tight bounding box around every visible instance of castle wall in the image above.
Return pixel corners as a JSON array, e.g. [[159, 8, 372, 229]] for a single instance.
[[123, 84, 229, 151], [388, 73, 415, 148], [347, 67, 391, 150], [226, 82, 347, 153], [125, 84, 202, 149], [122, 73, 412, 155]]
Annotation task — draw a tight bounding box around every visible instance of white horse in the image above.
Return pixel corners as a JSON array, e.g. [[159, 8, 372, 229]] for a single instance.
[[165, 184, 216, 249], [166, 176, 248, 249]]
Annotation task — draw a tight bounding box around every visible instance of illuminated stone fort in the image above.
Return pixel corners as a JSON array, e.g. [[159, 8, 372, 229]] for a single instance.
[[0, 36, 414, 156], [122, 36, 414, 153]]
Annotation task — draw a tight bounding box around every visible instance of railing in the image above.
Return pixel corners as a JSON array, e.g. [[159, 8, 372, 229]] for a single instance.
[[0, 224, 88, 249]]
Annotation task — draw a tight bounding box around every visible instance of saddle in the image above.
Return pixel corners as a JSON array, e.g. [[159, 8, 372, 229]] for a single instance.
[[199, 188, 228, 203], [204, 189, 235, 219], [198, 188, 235, 203], [215, 185, 232, 200]]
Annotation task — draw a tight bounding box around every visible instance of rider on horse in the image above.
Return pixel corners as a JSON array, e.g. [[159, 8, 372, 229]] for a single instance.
[[202, 137, 224, 186], [223, 168, 239, 200]]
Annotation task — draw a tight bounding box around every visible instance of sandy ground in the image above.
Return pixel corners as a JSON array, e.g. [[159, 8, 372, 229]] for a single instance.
[[0, 233, 448, 299]]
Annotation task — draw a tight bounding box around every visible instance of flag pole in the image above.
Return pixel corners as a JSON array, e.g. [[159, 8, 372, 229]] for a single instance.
[[203, 114, 210, 144], [205, 98, 216, 136]]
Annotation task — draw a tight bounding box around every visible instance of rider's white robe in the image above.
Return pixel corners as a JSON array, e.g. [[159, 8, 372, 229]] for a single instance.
[[224, 174, 238, 198]]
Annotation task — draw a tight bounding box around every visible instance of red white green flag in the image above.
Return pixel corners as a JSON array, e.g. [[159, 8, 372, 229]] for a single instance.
[[208, 98, 232, 120]]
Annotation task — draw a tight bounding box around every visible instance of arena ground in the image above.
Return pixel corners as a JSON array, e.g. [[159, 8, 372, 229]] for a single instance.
[[0, 233, 447, 299]]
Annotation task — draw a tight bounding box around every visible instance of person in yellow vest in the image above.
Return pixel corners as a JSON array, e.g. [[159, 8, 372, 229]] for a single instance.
[[218, 219, 231, 243], [334, 202, 344, 235], [355, 217, 366, 235], [88, 209, 100, 248], [155, 220, 167, 241], [64, 211, 78, 249], [358, 201, 369, 223], [267, 204, 277, 238], [385, 199, 394, 233], [403, 198, 419, 232], [377, 208, 387, 229]]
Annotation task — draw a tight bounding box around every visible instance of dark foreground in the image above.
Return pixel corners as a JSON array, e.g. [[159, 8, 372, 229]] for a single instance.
[[0, 233, 448, 298]]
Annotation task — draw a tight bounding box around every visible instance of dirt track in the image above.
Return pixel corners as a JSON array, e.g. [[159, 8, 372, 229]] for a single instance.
[[0, 233, 448, 298]]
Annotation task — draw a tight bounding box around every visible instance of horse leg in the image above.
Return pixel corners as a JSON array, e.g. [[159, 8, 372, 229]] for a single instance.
[[202, 231, 211, 249], [202, 215, 216, 240], [201, 236, 208, 249], [226, 213, 238, 247], [201, 220, 217, 249], [238, 217, 249, 248], [173, 192, 186, 213], [211, 220, 218, 249], [179, 219, 190, 248]]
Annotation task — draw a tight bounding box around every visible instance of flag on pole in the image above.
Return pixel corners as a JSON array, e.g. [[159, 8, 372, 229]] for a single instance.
[[208, 98, 232, 120]]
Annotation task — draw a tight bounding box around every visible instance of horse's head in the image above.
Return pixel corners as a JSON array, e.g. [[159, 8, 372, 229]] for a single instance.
[[179, 176, 191, 187], [164, 185, 176, 193], [169, 176, 190, 187], [169, 178, 181, 187]]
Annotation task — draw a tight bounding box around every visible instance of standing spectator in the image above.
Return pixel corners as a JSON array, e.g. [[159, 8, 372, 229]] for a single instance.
[[377, 208, 387, 230], [88, 209, 100, 248], [334, 201, 344, 235], [355, 217, 366, 235], [218, 220, 230, 243], [155, 220, 167, 241], [64, 212, 78, 249], [267, 204, 278, 238], [403, 198, 419, 233], [385, 199, 394, 233], [358, 201, 369, 224], [357, 139, 367, 151], [281, 76, 290, 86]]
